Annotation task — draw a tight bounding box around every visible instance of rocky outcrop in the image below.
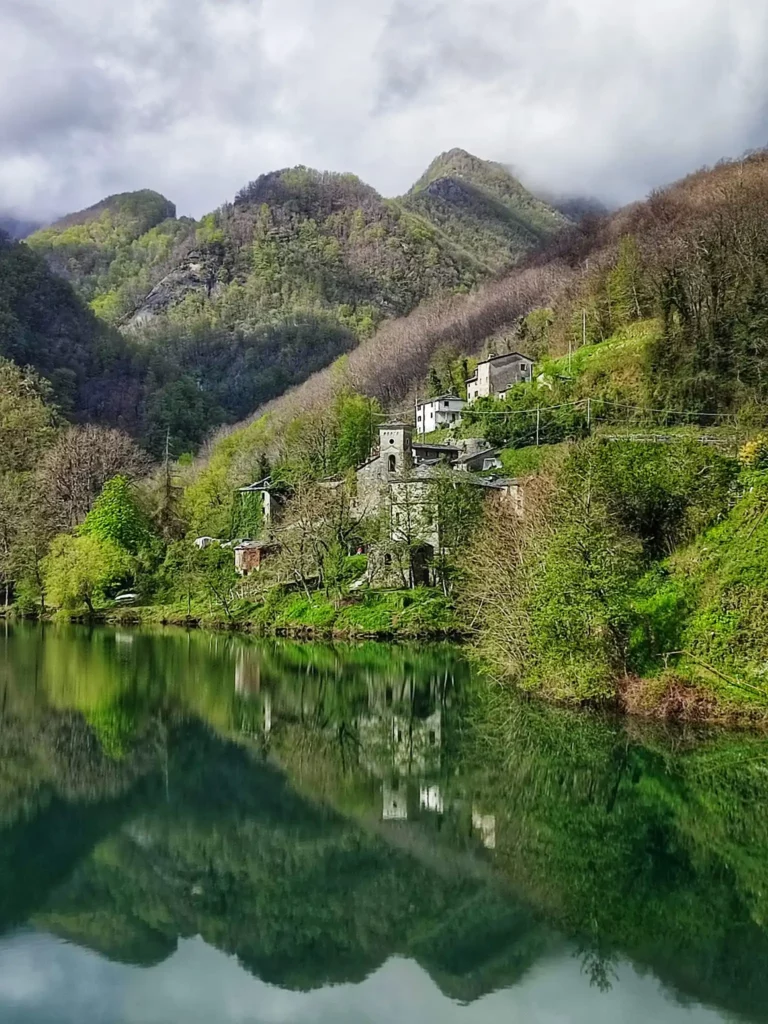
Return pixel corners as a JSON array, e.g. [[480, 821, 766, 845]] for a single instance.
[[127, 246, 226, 327]]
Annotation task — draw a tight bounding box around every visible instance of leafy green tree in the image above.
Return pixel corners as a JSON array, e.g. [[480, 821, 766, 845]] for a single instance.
[[159, 541, 200, 616], [43, 534, 134, 613], [0, 361, 57, 604], [0, 360, 56, 472], [80, 475, 153, 554], [431, 469, 485, 594], [330, 393, 381, 474]]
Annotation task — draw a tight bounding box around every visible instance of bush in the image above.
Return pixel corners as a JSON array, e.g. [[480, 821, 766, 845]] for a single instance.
[[738, 434, 768, 470]]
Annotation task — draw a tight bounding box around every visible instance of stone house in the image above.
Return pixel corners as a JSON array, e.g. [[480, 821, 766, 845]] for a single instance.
[[415, 394, 465, 434], [234, 422, 522, 587], [237, 478, 286, 532], [353, 423, 523, 585], [234, 540, 275, 576], [466, 351, 534, 402]]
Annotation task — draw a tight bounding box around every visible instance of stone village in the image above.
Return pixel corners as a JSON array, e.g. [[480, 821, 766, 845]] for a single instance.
[[199, 350, 533, 585]]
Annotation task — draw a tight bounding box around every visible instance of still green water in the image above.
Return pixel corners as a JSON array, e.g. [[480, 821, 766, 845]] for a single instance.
[[0, 623, 766, 1023]]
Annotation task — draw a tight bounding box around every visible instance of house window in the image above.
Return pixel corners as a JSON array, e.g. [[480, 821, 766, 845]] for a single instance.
[[444, 401, 449, 407], [388, 454, 396, 472], [429, 730, 436, 745]]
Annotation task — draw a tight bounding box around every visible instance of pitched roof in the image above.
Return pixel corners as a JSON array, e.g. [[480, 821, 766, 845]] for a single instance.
[[457, 447, 501, 463], [413, 442, 461, 453], [479, 351, 533, 365], [417, 394, 464, 404], [466, 352, 534, 381]]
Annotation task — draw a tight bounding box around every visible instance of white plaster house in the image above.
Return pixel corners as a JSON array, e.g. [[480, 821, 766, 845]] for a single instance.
[[415, 394, 465, 434]]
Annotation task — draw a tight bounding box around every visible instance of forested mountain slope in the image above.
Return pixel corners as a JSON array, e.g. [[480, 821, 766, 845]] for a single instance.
[[26, 190, 190, 324], [0, 232, 354, 453], [0, 234, 145, 429], [28, 155, 563, 335], [188, 149, 768, 516], [402, 148, 570, 270]]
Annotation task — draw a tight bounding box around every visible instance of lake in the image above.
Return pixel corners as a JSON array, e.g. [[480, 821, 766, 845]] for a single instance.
[[0, 622, 766, 1023]]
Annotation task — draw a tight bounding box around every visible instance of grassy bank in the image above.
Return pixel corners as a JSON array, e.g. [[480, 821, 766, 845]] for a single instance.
[[99, 586, 459, 640]]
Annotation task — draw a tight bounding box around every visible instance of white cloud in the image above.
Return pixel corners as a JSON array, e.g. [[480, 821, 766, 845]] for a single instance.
[[0, 0, 766, 220]]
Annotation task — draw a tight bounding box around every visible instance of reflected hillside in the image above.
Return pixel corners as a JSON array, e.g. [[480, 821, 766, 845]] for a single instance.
[[1, 623, 768, 1018]]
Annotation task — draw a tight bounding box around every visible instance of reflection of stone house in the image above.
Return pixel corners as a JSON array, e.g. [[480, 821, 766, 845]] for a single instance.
[[392, 709, 442, 772], [466, 352, 534, 402], [420, 784, 444, 814], [357, 675, 448, 779], [472, 809, 497, 849], [382, 779, 410, 820]]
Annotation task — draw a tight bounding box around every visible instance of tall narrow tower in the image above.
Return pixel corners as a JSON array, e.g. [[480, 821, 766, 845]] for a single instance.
[[379, 423, 413, 480]]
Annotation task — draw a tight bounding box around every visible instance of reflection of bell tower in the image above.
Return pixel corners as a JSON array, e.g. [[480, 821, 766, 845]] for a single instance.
[[379, 423, 413, 479]]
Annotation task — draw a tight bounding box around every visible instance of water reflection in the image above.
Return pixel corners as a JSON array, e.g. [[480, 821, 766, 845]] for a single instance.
[[0, 622, 767, 1022]]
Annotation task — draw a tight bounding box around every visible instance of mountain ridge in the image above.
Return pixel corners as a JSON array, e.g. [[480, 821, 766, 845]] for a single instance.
[[26, 152, 565, 330]]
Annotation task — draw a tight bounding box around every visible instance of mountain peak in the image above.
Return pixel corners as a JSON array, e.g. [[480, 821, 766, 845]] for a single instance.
[[233, 166, 381, 219], [409, 148, 502, 194], [403, 148, 568, 271], [32, 190, 176, 239]]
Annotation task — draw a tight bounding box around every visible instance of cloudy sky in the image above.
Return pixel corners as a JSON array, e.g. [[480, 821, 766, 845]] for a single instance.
[[1, 0, 767, 220]]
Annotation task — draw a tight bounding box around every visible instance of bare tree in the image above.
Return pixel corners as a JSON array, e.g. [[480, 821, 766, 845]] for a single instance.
[[37, 425, 150, 531]]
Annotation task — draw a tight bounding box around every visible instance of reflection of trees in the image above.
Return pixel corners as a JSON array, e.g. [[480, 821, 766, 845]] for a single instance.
[[0, 714, 553, 1001], [461, 686, 768, 1020]]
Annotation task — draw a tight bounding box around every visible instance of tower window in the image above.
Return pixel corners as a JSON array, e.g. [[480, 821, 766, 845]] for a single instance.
[[388, 454, 396, 472]]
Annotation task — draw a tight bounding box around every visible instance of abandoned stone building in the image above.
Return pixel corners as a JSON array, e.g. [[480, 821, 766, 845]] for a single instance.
[[466, 351, 534, 401], [353, 422, 522, 584]]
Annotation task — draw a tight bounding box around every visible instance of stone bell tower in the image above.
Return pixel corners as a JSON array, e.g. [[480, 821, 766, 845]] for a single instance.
[[379, 423, 413, 480]]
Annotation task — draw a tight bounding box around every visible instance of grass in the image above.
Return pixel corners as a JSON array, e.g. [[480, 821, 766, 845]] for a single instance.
[[102, 586, 460, 640], [540, 319, 659, 381], [499, 444, 564, 477]]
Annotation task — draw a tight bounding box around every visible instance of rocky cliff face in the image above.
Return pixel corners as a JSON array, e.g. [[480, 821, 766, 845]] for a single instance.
[[128, 245, 226, 327]]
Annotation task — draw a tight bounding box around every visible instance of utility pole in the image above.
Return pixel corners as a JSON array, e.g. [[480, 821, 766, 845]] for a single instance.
[[536, 405, 541, 447], [582, 309, 587, 349], [587, 397, 591, 433]]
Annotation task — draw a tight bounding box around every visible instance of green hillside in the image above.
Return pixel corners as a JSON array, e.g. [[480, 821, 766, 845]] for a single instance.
[[27, 190, 191, 324], [12, 155, 566, 453], [124, 165, 489, 337], [0, 234, 145, 427], [28, 156, 564, 334]]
